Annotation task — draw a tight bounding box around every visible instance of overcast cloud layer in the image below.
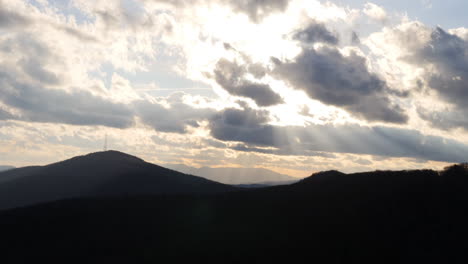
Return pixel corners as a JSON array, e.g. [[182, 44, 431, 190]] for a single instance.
[[1, 0, 467, 175]]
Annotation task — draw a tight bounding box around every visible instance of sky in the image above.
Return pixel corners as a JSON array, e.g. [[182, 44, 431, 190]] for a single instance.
[[1, 0, 468, 177]]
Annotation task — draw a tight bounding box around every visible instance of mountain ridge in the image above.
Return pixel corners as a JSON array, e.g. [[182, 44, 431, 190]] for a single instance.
[[1, 163, 468, 263], [0, 150, 236, 210]]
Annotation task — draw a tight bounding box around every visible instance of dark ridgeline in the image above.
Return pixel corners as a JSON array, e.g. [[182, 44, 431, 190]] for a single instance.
[[0, 151, 236, 210], [1, 152, 468, 263]]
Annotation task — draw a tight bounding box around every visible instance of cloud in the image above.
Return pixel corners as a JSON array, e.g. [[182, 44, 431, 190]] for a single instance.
[[0, 4, 31, 28], [135, 94, 216, 134], [378, 24, 468, 130], [19, 57, 62, 86], [209, 106, 282, 146], [227, 0, 290, 22], [417, 107, 468, 131], [231, 143, 335, 158], [0, 108, 13, 120], [214, 59, 284, 106], [0, 71, 135, 128], [0, 29, 136, 129], [363, 3, 387, 22], [53, 25, 99, 43], [0, 33, 66, 86], [146, 0, 290, 22], [273, 47, 408, 123], [292, 20, 339, 45], [351, 32, 361, 45], [415, 28, 468, 108], [209, 105, 468, 162]]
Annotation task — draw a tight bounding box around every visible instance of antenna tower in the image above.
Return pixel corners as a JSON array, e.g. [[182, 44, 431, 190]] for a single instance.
[[104, 134, 108, 151]]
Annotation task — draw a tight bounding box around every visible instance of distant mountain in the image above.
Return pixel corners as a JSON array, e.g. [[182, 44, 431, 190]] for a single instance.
[[0, 165, 14, 172], [2, 165, 468, 262], [166, 163, 299, 185], [0, 151, 236, 210]]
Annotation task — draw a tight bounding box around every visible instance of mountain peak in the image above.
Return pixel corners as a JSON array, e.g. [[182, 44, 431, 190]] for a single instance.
[[85, 150, 143, 160], [62, 150, 145, 166], [0, 150, 235, 210], [299, 170, 346, 184]]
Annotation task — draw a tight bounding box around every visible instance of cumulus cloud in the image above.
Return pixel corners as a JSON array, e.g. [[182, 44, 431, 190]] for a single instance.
[[415, 28, 468, 107], [273, 47, 408, 123], [135, 93, 216, 134], [2, 0, 467, 172], [376, 23, 468, 130], [0, 27, 136, 129], [213, 59, 284, 106], [0, 71, 135, 128], [227, 0, 290, 22], [363, 3, 387, 22], [292, 20, 339, 45], [0, 34, 61, 84], [209, 106, 283, 146], [0, 4, 31, 28]]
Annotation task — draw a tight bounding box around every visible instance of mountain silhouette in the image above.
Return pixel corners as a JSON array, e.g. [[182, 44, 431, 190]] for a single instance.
[[0, 151, 236, 210], [2, 154, 468, 263], [166, 163, 299, 185]]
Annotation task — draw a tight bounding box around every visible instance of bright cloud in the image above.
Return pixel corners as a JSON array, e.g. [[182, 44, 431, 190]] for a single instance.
[[1, 0, 467, 176]]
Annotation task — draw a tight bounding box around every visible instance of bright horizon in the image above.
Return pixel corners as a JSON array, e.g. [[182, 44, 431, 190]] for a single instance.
[[2, 0, 468, 177]]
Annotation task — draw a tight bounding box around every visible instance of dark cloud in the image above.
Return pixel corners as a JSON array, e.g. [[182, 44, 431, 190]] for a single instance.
[[0, 72, 135, 128], [20, 58, 62, 85], [0, 108, 13, 120], [416, 28, 468, 106], [209, 107, 285, 146], [400, 27, 468, 130], [351, 32, 361, 45], [227, 0, 290, 22], [273, 47, 408, 123], [135, 94, 216, 134], [417, 107, 468, 131], [214, 59, 283, 106], [0, 6, 31, 28], [293, 21, 339, 45], [209, 107, 468, 162]]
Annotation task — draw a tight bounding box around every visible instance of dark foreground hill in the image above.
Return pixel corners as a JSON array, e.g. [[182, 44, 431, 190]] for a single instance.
[[0, 151, 235, 210], [1, 164, 468, 263]]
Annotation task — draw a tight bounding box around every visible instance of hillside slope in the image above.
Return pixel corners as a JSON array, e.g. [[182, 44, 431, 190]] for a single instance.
[[0, 151, 236, 210], [1, 165, 468, 263]]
